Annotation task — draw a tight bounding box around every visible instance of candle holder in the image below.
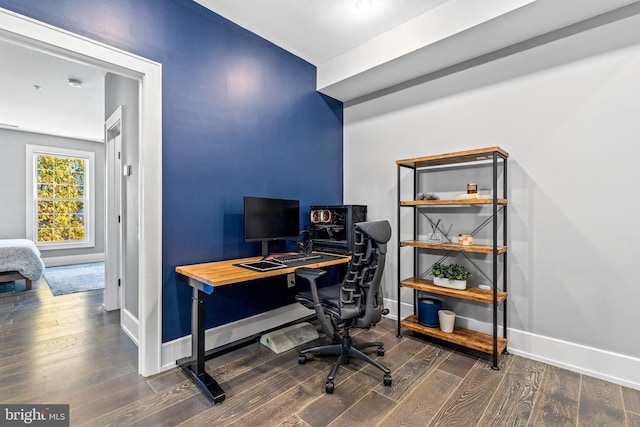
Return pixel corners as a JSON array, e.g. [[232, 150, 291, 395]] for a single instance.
[[458, 234, 473, 246]]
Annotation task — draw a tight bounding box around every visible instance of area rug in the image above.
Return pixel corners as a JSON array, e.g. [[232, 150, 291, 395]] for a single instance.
[[45, 262, 104, 296]]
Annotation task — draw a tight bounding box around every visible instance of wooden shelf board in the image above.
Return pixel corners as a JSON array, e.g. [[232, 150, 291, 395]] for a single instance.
[[400, 199, 507, 206], [400, 240, 507, 254], [396, 146, 509, 169], [400, 277, 507, 304], [401, 315, 508, 355]]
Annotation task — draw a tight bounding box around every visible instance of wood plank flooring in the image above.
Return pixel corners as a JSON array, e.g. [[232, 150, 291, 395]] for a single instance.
[[1, 279, 639, 426]]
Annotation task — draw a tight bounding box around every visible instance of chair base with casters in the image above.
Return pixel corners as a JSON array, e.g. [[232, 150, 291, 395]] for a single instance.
[[295, 220, 394, 394], [298, 328, 391, 394]]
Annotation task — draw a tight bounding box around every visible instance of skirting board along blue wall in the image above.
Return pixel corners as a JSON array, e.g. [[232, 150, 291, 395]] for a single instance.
[[0, 0, 344, 342]]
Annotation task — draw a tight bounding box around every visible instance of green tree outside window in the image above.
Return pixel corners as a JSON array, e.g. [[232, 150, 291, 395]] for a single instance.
[[36, 154, 86, 243]]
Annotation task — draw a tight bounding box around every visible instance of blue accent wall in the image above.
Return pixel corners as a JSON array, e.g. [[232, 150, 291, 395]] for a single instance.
[[0, 0, 344, 342]]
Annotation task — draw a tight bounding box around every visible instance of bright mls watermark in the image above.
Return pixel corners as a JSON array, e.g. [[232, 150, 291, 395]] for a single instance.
[[1, 405, 69, 426]]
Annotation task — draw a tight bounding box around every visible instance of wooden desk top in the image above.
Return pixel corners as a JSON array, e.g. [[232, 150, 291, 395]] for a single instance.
[[176, 253, 350, 288]]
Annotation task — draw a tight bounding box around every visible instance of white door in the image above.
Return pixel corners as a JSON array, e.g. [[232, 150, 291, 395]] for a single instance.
[[105, 105, 140, 344], [104, 107, 123, 311]]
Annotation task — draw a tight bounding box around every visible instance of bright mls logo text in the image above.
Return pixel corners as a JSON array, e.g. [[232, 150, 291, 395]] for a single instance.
[[2, 405, 69, 426]]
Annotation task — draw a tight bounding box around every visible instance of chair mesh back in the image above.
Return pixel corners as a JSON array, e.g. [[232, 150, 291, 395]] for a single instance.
[[339, 227, 382, 326]]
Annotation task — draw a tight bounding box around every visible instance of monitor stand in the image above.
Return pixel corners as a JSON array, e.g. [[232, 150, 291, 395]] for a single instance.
[[261, 240, 269, 259]]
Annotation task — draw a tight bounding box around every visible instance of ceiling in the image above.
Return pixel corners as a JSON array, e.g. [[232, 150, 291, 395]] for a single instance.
[[194, 0, 450, 65], [197, 0, 640, 102], [2, 0, 640, 141], [0, 37, 105, 141]]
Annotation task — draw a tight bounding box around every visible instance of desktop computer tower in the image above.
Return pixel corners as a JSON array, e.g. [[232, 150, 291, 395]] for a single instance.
[[308, 205, 367, 255]]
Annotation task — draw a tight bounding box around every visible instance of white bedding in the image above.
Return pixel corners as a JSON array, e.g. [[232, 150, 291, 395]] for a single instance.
[[0, 239, 45, 281]]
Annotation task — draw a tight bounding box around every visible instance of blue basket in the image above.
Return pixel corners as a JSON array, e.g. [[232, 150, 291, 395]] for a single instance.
[[417, 297, 442, 327]]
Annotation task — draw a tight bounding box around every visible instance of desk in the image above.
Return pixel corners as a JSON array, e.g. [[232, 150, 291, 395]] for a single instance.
[[175, 253, 350, 405]]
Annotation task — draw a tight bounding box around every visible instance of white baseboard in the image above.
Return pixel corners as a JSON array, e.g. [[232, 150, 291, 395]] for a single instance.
[[384, 298, 640, 391], [121, 308, 139, 346], [160, 303, 313, 372], [506, 329, 640, 391], [42, 253, 105, 267]]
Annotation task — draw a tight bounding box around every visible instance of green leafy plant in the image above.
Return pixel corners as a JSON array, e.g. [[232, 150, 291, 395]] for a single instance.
[[450, 264, 471, 280], [431, 262, 446, 278], [431, 262, 471, 280]]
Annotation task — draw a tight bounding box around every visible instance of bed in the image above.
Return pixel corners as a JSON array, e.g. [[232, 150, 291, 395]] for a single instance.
[[0, 239, 45, 291]]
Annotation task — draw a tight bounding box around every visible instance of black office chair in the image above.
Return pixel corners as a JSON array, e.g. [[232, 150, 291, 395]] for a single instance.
[[295, 220, 392, 393]]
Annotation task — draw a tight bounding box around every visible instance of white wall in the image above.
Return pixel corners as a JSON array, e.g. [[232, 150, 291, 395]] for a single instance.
[[344, 12, 640, 387], [0, 128, 105, 261]]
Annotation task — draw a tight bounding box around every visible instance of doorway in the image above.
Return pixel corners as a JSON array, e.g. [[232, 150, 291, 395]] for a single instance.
[[0, 8, 163, 376]]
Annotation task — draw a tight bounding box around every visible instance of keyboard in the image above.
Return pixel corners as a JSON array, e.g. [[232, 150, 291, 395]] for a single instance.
[[272, 253, 322, 264]]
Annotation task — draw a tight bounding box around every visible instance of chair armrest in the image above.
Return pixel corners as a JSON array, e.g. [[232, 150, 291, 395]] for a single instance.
[[294, 267, 334, 337], [294, 267, 327, 305], [295, 267, 327, 283]]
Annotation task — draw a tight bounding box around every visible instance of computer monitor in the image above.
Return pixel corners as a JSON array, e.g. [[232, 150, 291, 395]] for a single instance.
[[244, 196, 300, 257]]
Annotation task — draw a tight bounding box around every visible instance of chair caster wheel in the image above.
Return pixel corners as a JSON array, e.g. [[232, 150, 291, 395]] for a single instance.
[[377, 347, 385, 357], [298, 355, 306, 365], [383, 374, 392, 387], [325, 381, 334, 394]]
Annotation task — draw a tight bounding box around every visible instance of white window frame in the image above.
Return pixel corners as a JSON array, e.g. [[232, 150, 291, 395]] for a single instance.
[[26, 144, 95, 250]]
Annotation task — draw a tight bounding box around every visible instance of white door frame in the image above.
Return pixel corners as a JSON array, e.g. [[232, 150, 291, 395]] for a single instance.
[[0, 7, 163, 376], [105, 108, 123, 312]]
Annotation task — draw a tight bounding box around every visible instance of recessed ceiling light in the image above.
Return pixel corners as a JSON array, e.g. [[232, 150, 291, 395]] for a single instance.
[[67, 78, 83, 88]]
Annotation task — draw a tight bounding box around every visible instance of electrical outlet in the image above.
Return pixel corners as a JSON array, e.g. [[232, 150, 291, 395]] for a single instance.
[[287, 273, 295, 288]]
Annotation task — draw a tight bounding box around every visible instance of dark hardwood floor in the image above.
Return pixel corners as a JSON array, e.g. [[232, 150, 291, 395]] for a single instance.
[[1, 280, 639, 426]]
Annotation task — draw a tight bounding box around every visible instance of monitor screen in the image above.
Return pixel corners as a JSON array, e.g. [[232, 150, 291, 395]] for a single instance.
[[244, 196, 300, 243]]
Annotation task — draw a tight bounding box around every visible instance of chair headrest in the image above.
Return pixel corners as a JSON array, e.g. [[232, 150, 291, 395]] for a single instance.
[[355, 220, 391, 245]]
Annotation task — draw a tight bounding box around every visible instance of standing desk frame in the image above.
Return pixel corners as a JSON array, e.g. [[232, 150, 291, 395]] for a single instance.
[[175, 254, 350, 405]]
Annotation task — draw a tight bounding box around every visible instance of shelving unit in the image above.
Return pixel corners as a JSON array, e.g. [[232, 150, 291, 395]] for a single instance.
[[396, 146, 509, 369]]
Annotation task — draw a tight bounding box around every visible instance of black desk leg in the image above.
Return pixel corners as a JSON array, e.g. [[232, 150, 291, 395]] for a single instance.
[[179, 287, 225, 405]]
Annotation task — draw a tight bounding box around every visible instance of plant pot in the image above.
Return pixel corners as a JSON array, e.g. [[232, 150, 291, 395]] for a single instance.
[[417, 297, 442, 327], [438, 310, 455, 333], [433, 277, 467, 290], [433, 277, 449, 287]]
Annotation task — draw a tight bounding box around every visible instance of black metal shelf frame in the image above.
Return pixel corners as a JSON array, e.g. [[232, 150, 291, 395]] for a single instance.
[[395, 150, 508, 369]]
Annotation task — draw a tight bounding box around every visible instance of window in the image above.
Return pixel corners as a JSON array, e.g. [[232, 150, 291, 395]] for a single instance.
[[26, 145, 95, 250]]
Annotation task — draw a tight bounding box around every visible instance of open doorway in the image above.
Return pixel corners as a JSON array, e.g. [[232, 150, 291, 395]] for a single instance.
[[0, 8, 163, 376], [2, 34, 140, 340]]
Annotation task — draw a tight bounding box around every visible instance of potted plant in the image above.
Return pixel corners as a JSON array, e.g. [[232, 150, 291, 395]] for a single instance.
[[431, 262, 471, 289], [449, 264, 471, 289], [431, 262, 446, 280], [451, 264, 471, 280], [431, 261, 450, 287]]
